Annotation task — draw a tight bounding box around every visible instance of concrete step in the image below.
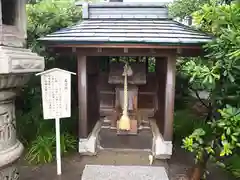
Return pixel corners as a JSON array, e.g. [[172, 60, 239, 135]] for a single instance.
[[81, 150, 168, 168], [81, 165, 169, 180]]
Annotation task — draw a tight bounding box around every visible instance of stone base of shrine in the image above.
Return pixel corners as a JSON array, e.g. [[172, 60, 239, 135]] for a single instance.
[[78, 121, 102, 155], [150, 120, 172, 159], [78, 118, 173, 159]]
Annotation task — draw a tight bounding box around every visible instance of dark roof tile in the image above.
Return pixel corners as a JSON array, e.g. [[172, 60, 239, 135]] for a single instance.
[[39, 20, 212, 45]]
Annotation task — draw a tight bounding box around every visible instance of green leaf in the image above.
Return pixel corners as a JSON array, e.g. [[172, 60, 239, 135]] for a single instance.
[[216, 161, 226, 168], [231, 135, 238, 142], [233, 65, 240, 71], [192, 128, 206, 136], [220, 150, 225, 157], [227, 128, 231, 135], [228, 72, 235, 83], [218, 122, 226, 127], [205, 147, 214, 154]]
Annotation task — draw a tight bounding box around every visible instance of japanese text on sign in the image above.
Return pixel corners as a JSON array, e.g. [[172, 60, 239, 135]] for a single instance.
[[41, 71, 71, 119]]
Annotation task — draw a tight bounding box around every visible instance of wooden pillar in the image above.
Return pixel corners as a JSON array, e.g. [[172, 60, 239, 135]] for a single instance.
[[163, 54, 176, 141], [155, 57, 167, 134], [87, 56, 100, 134], [77, 55, 88, 138], [145, 57, 149, 72]]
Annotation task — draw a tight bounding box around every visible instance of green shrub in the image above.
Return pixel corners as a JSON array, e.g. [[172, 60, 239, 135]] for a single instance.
[[224, 155, 240, 178], [148, 57, 155, 72], [182, 105, 240, 179], [25, 134, 55, 164], [174, 109, 211, 143], [25, 132, 77, 164], [16, 103, 47, 145], [60, 132, 77, 154]]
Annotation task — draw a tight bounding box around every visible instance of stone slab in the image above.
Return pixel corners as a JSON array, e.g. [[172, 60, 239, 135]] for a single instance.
[[0, 46, 44, 74], [81, 165, 169, 180], [99, 128, 152, 150]]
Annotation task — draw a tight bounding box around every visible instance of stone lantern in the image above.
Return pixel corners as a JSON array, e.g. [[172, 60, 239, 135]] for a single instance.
[[0, 0, 44, 179]]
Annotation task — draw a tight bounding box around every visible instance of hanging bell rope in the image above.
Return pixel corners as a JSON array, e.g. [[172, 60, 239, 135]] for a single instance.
[[119, 62, 133, 131]]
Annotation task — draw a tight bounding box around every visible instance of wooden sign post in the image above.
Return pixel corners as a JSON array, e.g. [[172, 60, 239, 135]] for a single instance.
[[36, 68, 76, 175]]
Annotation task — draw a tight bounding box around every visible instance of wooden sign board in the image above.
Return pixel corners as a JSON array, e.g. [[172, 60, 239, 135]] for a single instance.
[[36, 68, 75, 176], [36, 68, 76, 119]]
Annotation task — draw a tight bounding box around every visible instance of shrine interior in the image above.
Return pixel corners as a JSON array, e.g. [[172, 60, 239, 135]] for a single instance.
[[96, 56, 164, 150]]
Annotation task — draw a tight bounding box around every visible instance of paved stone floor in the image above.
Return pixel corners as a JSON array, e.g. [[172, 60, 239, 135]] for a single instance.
[[99, 128, 152, 149], [19, 147, 234, 180]]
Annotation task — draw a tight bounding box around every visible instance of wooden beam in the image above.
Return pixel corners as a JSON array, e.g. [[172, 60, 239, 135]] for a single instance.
[[50, 43, 202, 50], [163, 54, 176, 141], [52, 47, 204, 57], [180, 48, 205, 57], [77, 55, 88, 138], [77, 48, 175, 57]]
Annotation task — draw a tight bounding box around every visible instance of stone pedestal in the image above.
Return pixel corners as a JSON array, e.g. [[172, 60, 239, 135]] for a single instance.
[[0, 165, 19, 180], [0, 91, 24, 179], [0, 60, 44, 179], [0, 42, 44, 180]]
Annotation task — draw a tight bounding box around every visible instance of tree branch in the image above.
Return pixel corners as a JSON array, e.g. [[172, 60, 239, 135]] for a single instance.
[[189, 86, 210, 109]]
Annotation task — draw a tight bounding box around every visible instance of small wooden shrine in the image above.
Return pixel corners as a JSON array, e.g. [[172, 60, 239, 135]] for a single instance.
[[39, 1, 212, 159]]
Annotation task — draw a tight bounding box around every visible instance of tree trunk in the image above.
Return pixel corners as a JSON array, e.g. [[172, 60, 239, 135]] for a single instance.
[[190, 164, 204, 180], [189, 153, 209, 180]]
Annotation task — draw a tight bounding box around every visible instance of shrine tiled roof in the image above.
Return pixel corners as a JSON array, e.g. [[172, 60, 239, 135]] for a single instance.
[[39, 2, 213, 46]]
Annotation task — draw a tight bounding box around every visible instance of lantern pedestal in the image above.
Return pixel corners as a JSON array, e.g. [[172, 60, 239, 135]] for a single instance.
[[0, 31, 44, 180], [0, 91, 24, 179], [0, 0, 45, 178]]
